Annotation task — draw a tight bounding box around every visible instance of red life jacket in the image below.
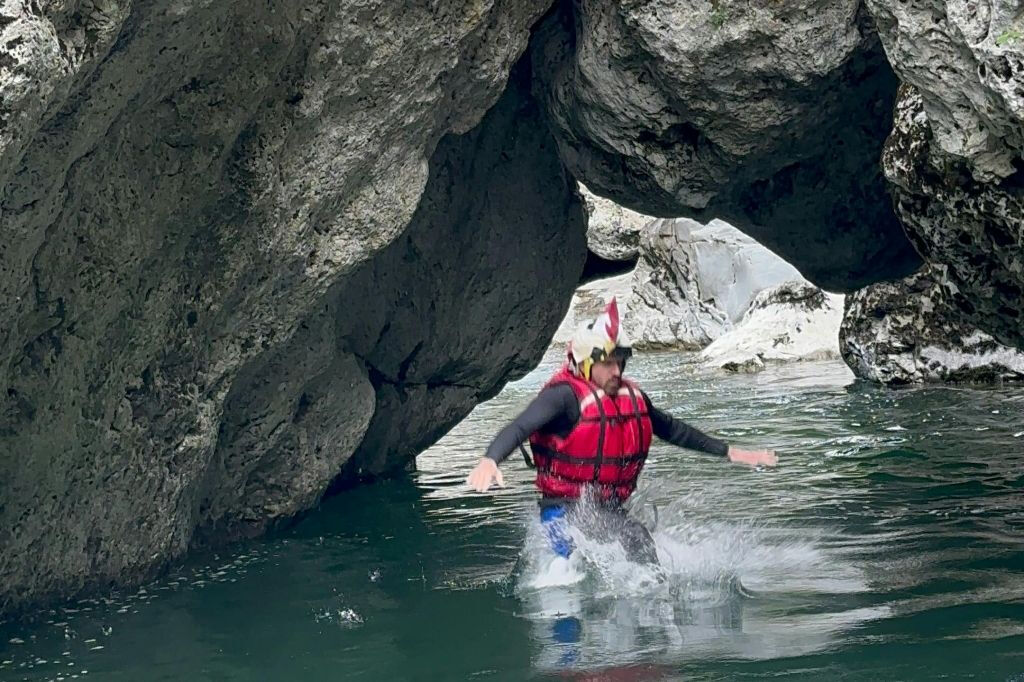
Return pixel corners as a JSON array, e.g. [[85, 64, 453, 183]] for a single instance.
[[528, 366, 654, 502]]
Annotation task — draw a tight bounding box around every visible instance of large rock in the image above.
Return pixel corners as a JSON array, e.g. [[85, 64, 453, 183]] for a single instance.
[[628, 218, 805, 349], [865, 0, 1024, 180], [841, 266, 1024, 385], [0, 2, 583, 614], [531, 0, 922, 290], [700, 282, 845, 372], [579, 183, 653, 261], [864, 0, 1024, 350], [881, 84, 1024, 351], [332, 68, 586, 484]]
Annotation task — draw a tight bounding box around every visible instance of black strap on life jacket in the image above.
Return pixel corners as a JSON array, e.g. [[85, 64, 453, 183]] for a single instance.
[[530, 443, 645, 465], [519, 442, 535, 468], [585, 384, 607, 482]]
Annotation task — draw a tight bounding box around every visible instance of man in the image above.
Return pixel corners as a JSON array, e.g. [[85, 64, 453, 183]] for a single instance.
[[466, 298, 778, 563]]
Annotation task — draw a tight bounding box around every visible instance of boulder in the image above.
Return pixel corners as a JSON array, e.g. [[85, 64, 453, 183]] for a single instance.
[[628, 218, 805, 349], [841, 265, 1024, 385], [701, 282, 845, 372]]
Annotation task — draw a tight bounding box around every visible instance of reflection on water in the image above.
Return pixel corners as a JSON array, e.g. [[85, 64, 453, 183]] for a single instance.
[[511, 490, 886, 675], [1, 350, 1023, 681]]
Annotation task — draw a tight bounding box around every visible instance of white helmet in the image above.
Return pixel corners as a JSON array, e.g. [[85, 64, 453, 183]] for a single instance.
[[568, 297, 632, 380]]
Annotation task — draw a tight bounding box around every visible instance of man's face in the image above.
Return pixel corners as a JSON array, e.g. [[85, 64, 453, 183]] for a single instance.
[[590, 358, 623, 394]]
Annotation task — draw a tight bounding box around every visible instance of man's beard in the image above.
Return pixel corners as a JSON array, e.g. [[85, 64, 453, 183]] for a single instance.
[[603, 377, 621, 394]]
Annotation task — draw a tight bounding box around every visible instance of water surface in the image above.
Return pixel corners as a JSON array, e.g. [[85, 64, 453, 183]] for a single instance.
[[2, 351, 1023, 681]]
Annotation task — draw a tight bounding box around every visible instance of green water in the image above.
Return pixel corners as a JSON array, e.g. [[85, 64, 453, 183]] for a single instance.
[[2, 351, 1024, 681]]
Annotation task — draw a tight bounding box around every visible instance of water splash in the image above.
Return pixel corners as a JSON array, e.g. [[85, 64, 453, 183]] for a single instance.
[[513, 497, 881, 673]]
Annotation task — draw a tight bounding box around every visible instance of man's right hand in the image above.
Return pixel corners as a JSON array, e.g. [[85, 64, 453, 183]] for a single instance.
[[466, 457, 505, 492], [727, 447, 778, 468]]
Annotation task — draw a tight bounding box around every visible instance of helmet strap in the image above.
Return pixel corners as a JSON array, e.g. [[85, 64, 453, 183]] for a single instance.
[[568, 355, 590, 379]]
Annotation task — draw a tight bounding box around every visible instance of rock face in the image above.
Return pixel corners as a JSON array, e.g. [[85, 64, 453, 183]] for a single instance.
[[628, 218, 805, 349], [865, 0, 1024, 180], [532, 0, 922, 290], [700, 282, 845, 372], [864, 0, 1024, 350], [880, 84, 1024, 351], [841, 266, 1024, 385], [579, 184, 652, 261], [4, 0, 1024, 616], [332, 69, 586, 485], [0, 2, 585, 614]]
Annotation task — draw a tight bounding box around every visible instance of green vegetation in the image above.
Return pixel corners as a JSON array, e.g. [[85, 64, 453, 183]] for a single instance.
[[996, 28, 1022, 46], [709, 1, 730, 29]]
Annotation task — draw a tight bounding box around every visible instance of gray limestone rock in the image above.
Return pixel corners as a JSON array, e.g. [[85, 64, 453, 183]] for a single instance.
[[580, 183, 653, 261], [701, 282, 845, 371], [841, 265, 1024, 385], [333, 66, 586, 484], [865, 0, 1024, 180], [531, 0, 922, 290], [882, 85, 1024, 351], [0, 1, 577, 614], [863, 0, 1024, 351], [628, 218, 806, 349]]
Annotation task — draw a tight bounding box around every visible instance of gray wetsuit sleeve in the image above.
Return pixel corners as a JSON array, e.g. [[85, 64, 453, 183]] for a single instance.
[[485, 384, 578, 464], [643, 392, 729, 456]]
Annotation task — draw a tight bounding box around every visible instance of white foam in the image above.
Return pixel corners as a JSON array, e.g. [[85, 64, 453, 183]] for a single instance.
[[515, 502, 875, 671]]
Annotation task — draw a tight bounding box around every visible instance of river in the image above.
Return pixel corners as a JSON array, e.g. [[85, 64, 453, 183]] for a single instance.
[[2, 350, 1023, 681]]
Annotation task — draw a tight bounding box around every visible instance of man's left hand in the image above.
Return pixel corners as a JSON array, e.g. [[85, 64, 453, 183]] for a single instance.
[[727, 447, 778, 468]]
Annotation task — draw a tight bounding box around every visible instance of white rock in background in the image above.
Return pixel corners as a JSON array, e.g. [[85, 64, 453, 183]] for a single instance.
[[628, 218, 805, 349], [700, 283, 845, 372], [580, 183, 653, 261], [551, 272, 635, 347], [553, 212, 846, 370]]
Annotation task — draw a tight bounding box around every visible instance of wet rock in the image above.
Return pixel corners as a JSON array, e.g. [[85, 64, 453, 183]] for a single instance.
[[333, 66, 586, 483], [841, 265, 1024, 385], [881, 84, 1024, 351]]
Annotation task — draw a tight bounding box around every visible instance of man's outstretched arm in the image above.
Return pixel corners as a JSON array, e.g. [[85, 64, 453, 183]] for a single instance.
[[646, 400, 730, 456], [484, 384, 576, 464], [467, 384, 577, 492], [643, 393, 777, 467]]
